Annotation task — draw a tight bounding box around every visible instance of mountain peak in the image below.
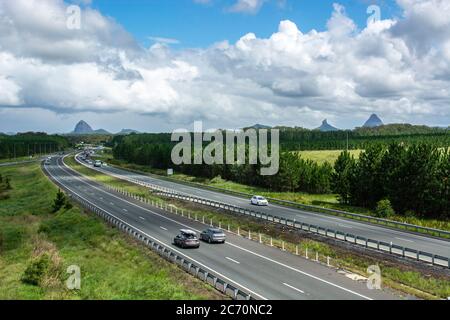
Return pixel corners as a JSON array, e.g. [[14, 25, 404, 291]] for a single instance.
[[317, 119, 339, 132], [363, 114, 384, 128], [74, 120, 93, 134]]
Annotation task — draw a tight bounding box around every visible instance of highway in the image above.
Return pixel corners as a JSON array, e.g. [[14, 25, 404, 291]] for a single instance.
[[44, 155, 401, 300], [76, 155, 450, 261]]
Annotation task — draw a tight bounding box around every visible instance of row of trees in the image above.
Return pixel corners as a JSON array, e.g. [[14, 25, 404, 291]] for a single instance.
[[0, 133, 69, 160], [112, 135, 333, 194], [333, 144, 449, 218]]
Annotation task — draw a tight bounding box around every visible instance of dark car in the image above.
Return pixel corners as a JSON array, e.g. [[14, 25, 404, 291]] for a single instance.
[[200, 228, 226, 244], [173, 229, 200, 249]]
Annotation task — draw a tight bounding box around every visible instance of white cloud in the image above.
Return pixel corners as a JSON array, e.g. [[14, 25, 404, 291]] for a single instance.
[[1, 0, 450, 132], [228, 0, 266, 14]]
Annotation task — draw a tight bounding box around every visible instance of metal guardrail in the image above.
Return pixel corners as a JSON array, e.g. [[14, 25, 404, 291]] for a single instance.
[[146, 183, 450, 270], [74, 156, 450, 269], [44, 164, 255, 300], [102, 162, 450, 240]]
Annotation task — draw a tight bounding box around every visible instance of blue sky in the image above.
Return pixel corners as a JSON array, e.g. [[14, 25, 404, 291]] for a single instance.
[[1, 0, 449, 133], [87, 0, 401, 48]]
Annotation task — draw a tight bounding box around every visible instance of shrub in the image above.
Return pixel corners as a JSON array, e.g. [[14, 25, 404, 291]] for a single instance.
[[52, 189, 67, 213], [21, 254, 51, 286], [375, 199, 395, 218]]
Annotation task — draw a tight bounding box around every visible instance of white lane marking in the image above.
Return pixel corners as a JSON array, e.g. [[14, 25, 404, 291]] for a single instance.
[[225, 257, 240, 265], [44, 164, 268, 301], [160, 226, 168, 231], [123, 209, 128, 212], [110, 202, 114, 205], [283, 283, 305, 294], [395, 237, 415, 243], [225, 242, 372, 300], [60, 157, 374, 301], [139, 216, 146, 221]]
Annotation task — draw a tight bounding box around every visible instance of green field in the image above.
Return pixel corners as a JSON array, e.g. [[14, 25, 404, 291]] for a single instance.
[[296, 150, 362, 165], [0, 163, 223, 300]]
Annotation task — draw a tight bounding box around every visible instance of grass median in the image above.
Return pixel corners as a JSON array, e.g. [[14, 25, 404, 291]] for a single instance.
[[0, 162, 224, 300], [67, 155, 450, 300]]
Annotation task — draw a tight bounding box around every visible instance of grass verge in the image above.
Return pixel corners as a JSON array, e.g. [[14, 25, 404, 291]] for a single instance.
[[0, 162, 224, 300]]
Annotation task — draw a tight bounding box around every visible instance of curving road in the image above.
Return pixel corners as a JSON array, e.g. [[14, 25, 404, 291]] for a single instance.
[[75, 155, 450, 261], [43, 155, 402, 300]]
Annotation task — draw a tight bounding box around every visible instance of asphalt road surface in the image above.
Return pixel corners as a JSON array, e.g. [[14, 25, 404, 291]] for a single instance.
[[76, 155, 450, 261], [44, 156, 402, 300]]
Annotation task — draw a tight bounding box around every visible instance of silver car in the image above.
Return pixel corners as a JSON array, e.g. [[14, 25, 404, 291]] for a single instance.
[[200, 228, 226, 244]]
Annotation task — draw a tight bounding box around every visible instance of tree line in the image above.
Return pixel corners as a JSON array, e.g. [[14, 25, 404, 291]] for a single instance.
[[0, 133, 69, 160], [333, 144, 449, 219]]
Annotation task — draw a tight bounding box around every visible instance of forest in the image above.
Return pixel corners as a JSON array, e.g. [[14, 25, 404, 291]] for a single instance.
[[0, 133, 69, 160]]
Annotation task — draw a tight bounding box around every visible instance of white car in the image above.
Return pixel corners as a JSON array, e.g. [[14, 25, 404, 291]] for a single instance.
[[251, 196, 269, 206]]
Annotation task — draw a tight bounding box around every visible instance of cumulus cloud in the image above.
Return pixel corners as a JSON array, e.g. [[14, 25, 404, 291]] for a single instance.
[[0, 0, 450, 131]]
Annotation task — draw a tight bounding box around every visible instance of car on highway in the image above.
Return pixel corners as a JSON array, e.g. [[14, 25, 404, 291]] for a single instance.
[[94, 160, 102, 167], [251, 195, 269, 206], [44, 159, 51, 165], [200, 228, 226, 244], [173, 229, 200, 249]]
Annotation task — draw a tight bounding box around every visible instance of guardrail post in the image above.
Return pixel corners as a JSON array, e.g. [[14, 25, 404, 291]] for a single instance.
[[202, 216, 205, 224], [270, 237, 273, 247], [259, 233, 262, 244], [316, 252, 319, 262], [210, 219, 213, 227], [282, 241, 285, 251], [219, 222, 222, 229], [305, 248, 308, 259], [228, 224, 230, 232], [237, 227, 240, 236], [248, 230, 251, 240], [295, 246, 299, 255], [327, 256, 330, 267], [195, 214, 198, 221]]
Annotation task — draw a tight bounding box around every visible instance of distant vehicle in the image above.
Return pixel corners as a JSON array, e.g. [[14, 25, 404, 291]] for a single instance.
[[102, 163, 108, 167], [44, 159, 51, 165], [251, 196, 269, 206], [94, 160, 102, 167], [87, 160, 93, 165], [200, 228, 226, 244], [173, 229, 200, 249]]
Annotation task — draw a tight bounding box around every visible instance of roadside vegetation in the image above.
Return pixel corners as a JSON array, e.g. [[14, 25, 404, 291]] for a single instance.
[[93, 155, 450, 232], [66, 156, 450, 299], [0, 163, 224, 300]]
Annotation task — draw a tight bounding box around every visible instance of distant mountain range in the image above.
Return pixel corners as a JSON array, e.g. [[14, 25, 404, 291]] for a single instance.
[[70, 120, 139, 136], [316, 114, 385, 132]]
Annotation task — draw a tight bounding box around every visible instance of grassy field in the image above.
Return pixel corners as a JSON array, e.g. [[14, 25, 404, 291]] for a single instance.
[[296, 150, 362, 165], [67, 156, 450, 299], [0, 163, 223, 300], [0, 156, 37, 164]]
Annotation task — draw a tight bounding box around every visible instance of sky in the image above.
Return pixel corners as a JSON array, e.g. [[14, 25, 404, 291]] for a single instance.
[[0, 0, 449, 133]]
